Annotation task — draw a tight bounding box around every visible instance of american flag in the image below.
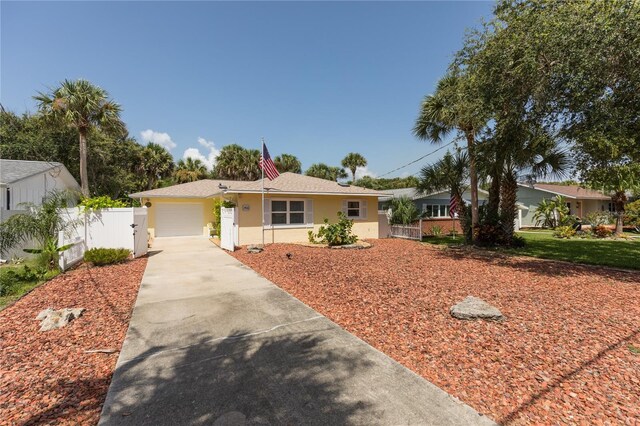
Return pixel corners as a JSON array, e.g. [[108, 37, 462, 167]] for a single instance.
[[259, 143, 280, 180], [449, 195, 457, 218]]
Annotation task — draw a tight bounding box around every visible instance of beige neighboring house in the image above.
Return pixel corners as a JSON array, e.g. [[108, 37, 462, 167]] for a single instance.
[[129, 172, 386, 245], [517, 183, 612, 227], [1, 159, 80, 221]]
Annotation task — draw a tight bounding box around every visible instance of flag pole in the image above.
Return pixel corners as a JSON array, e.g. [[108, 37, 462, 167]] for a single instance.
[[261, 137, 265, 246]]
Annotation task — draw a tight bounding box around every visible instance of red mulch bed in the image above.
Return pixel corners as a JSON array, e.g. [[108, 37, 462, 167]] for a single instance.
[[0, 258, 147, 425], [231, 239, 640, 425]]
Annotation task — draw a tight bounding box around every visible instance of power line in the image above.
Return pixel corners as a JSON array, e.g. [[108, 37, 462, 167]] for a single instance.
[[377, 140, 457, 177]]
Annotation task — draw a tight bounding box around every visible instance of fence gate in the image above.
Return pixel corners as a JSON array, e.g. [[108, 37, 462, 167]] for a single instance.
[[389, 219, 423, 241], [220, 207, 238, 251], [133, 208, 149, 257]]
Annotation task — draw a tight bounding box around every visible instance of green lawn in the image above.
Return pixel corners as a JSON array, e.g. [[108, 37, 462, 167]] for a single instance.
[[0, 262, 59, 310], [422, 232, 640, 270]]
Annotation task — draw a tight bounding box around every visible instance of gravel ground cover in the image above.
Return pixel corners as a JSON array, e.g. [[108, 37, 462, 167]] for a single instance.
[[0, 258, 147, 425], [231, 239, 640, 425]]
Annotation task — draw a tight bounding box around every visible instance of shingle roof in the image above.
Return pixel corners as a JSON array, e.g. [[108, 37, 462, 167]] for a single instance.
[[227, 173, 387, 196], [129, 179, 249, 198], [130, 173, 388, 198], [0, 159, 65, 184], [379, 188, 421, 201], [521, 183, 610, 200]]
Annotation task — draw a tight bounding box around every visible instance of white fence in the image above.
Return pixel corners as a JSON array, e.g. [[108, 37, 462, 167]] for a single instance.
[[389, 219, 423, 241], [220, 207, 238, 251], [55, 208, 149, 271]]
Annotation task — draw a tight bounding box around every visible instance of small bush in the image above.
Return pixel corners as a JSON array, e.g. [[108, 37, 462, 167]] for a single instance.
[[585, 211, 613, 227], [79, 195, 127, 212], [308, 212, 358, 246], [553, 226, 576, 239], [84, 248, 131, 266], [592, 225, 612, 238], [430, 225, 442, 237], [0, 265, 46, 296]]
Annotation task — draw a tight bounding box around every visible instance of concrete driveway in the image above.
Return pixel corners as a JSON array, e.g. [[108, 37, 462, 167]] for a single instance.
[[99, 237, 494, 426]]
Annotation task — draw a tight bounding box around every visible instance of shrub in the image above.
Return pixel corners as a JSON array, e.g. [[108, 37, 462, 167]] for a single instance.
[[624, 199, 640, 232], [0, 265, 46, 296], [553, 226, 576, 239], [84, 248, 131, 266], [430, 225, 442, 237], [308, 212, 358, 246], [585, 211, 613, 227], [79, 195, 127, 212], [592, 225, 613, 238], [388, 196, 420, 225], [211, 199, 236, 237]]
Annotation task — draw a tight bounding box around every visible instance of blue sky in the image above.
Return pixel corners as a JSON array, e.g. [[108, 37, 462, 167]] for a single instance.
[[2, 1, 494, 178]]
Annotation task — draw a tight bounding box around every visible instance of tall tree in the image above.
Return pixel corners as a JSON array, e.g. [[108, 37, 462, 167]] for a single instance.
[[305, 163, 348, 181], [413, 73, 487, 240], [174, 157, 208, 183], [341, 152, 367, 182], [34, 79, 125, 196], [140, 143, 175, 190], [274, 153, 302, 174], [213, 144, 261, 181]]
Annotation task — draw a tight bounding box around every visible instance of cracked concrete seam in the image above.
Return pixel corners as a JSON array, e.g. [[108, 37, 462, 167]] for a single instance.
[[118, 315, 325, 365]]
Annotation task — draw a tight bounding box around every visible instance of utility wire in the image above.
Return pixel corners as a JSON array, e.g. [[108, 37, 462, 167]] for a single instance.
[[377, 140, 457, 177]]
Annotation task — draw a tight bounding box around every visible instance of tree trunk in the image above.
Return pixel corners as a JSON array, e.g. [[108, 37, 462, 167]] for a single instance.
[[466, 132, 479, 242], [487, 170, 502, 219], [79, 129, 89, 197], [613, 191, 627, 236], [500, 170, 518, 243]]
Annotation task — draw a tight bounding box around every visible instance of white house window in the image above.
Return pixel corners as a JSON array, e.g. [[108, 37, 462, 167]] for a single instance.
[[5, 188, 10, 210], [422, 204, 449, 218], [271, 200, 306, 225], [346, 201, 361, 218]]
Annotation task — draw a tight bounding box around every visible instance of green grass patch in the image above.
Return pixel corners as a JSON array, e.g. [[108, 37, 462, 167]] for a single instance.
[[0, 262, 60, 310], [421, 232, 640, 270], [421, 235, 465, 246], [515, 232, 640, 270]]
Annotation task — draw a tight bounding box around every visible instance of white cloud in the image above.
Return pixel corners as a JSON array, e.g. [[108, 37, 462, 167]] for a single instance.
[[355, 166, 376, 180], [140, 129, 177, 151], [183, 137, 221, 171]]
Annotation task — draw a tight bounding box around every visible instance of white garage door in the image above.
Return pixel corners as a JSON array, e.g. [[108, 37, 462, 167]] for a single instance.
[[155, 203, 204, 237]]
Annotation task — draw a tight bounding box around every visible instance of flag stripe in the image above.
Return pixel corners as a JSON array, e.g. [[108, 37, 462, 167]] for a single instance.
[[449, 195, 457, 218], [259, 143, 280, 180]]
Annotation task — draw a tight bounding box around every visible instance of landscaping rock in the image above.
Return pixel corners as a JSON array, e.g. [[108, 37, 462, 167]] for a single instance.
[[450, 296, 504, 321], [36, 307, 86, 331], [247, 245, 264, 254]]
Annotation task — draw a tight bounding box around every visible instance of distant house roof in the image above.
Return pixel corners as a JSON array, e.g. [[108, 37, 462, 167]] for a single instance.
[[129, 173, 387, 199], [379, 187, 489, 202], [519, 183, 610, 200], [0, 159, 68, 184]]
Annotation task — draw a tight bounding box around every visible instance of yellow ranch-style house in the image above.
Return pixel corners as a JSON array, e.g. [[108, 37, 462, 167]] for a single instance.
[[129, 172, 386, 245]]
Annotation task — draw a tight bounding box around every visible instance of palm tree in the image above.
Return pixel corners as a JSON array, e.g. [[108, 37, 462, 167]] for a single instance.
[[213, 144, 260, 180], [417, 150, 469, 221], [387, 196, 420, 225], [174, 158, 208, 183], [34, 79, 125, 196], [413, 73, 487, 241], [341, 153, 367, 182], [274, 153, 302, 174], [305, 163, 348, 181], [140, 143, 174, 190]]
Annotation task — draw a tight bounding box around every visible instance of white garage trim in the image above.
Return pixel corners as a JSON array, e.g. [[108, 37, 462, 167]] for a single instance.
[[155, 202, 204, 237]]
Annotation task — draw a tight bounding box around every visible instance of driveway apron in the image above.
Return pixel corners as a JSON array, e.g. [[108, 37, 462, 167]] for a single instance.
[[99, 237, 495, 426]]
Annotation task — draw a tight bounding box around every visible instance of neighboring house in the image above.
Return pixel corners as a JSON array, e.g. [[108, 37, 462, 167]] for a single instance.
[[379, 187, 532, 235], [378, 187, 490, 215], [129, 172, 386, 245], [0, 159, 80, 221], [517, 183, 611, 227]]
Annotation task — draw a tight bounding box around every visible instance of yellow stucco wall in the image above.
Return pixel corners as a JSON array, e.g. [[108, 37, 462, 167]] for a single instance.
[[235, 193, 379, 245], [142, 197, 216, 238]]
